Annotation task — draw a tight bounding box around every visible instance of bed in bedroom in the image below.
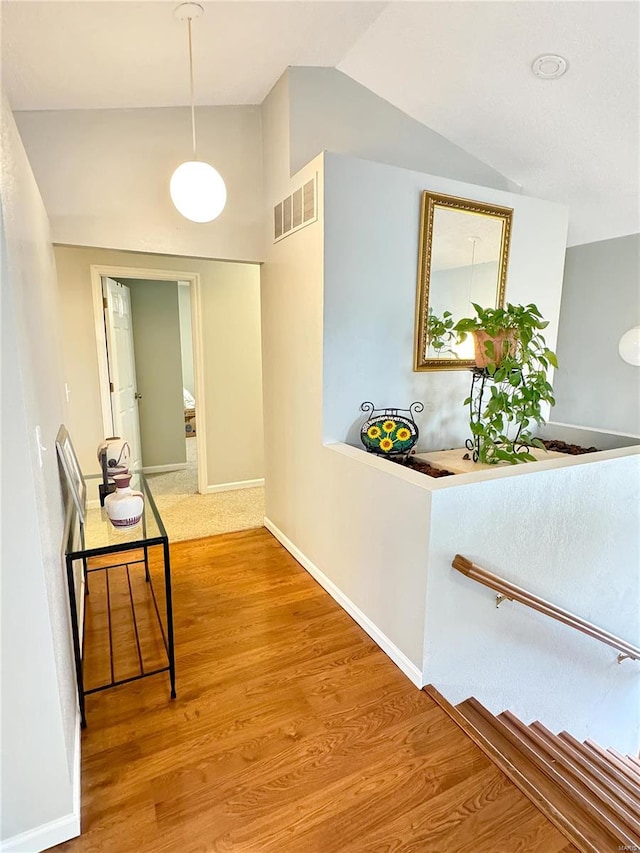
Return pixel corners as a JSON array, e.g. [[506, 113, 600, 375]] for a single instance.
[[184, 388, 196, 436]]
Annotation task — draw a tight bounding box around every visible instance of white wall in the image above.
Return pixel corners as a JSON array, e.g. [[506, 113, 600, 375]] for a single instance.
[[424, 452, 640, 753], [323, 152, 569, 451], [14, 106, 264, 263], [287, 68, 519, 193], [201, 261, 264, 488], [261, 109, 433, 678], [178, 283, 195, 398], [1, 95, 78, 849], [552, 233, 640, 436], [53, 246, 263, 489]]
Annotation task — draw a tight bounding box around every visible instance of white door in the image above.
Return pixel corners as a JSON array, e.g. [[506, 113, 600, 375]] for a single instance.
[[103, 277, 142, 471]]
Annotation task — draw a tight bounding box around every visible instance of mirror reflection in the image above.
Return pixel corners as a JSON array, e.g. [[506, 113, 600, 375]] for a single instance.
[[414, 192, 513, 370]]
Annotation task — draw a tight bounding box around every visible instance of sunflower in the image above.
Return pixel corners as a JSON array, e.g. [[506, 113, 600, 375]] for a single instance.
[[380, 437, 394, 452], [367, 425, 382, 439], [396, 427, 411, 441], [382, 420, 396, 433]]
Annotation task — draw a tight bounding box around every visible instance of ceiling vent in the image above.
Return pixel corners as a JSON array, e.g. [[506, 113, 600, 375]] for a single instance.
[[274, 175, 317, 242]]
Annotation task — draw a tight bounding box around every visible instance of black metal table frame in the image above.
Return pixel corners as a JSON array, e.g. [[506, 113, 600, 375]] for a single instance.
[[65, 472, 176, 727]]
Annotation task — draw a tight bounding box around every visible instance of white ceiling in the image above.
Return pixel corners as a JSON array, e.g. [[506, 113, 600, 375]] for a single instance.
[[0, 1, 387, 108], [2, 0, 639, 247]]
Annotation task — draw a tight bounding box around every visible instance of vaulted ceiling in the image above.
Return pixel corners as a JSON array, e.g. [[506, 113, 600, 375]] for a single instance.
[[2, 1, 638, 247]]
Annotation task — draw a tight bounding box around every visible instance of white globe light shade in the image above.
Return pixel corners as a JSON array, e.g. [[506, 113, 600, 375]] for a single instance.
[[618, 326, 640, 366], [170, 161, 227, 223]]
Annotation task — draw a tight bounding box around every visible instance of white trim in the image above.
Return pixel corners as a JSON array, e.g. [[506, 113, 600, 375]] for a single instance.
[[325, 439, 640, 492], [264, 517, 424, 689], [189, 270, 208, 497], [205, 478, 264, 494], [142, 463, 188, 474], [89, 269, 113, 438], [89, 265, 208, 495], [547, 420, 640, 439], [0, 812, 80, 852], [72, 708, 81, 829], [1, 712, 81, 851]]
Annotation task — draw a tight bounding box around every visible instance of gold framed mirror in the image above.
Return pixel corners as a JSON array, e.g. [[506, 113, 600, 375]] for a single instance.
[[414, 191, 513, 371]]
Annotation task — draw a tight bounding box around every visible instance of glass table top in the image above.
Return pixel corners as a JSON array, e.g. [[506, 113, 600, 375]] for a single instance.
[[68, 471, 167, 558]]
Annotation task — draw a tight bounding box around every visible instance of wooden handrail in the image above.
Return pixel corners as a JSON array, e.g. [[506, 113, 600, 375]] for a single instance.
[[452, 554, 640, 663]]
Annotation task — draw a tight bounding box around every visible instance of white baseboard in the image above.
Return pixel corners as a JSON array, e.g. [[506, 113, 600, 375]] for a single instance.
[[142, 463, 188, 473], [205, 478, 265, 494], [73, 708, 81, 830], [2, 712, 81, 851], [264, 517, 424, 689]]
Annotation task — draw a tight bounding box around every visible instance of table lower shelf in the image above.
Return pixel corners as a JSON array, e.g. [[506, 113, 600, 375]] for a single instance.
[[82, 548, 172, 699]]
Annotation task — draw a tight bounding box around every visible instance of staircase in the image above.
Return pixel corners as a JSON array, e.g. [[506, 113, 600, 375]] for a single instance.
[[425, 686, 640, 853]]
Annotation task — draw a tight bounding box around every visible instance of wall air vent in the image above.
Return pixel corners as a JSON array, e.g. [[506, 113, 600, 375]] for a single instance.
[[273, 174, 317, 243]]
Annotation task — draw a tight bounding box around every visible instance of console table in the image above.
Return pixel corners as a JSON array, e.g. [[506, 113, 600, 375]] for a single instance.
[[64, 471, 176, 727]]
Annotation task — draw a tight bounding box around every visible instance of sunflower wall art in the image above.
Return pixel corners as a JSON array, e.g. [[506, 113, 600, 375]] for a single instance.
[[359, 402, 423, 456]]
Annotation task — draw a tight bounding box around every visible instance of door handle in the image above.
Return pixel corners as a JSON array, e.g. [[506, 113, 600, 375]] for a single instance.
[[134, 392, 143, 400]]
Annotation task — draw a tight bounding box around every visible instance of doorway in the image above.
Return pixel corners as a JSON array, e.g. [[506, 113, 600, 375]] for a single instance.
[[113, 276, 198, 495], [90, 257, 265, 542], [91, 265, 208, 495]]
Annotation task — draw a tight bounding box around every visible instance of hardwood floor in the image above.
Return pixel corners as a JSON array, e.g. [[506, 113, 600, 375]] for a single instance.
[[56, 528, 578, 853]]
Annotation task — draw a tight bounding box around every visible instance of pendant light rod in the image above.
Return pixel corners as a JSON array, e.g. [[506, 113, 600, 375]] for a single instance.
[[174, 3, 204, 160], [187, 16, 197, 160]]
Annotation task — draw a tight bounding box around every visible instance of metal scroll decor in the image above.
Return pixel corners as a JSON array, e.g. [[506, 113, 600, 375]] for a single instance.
[[360, 402, 423, 457], [465, 368, 532, 462]]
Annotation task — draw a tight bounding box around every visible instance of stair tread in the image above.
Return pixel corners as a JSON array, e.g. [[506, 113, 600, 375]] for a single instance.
[[496, 713, 640, 836], [612, 749, 640, 776], [453, 696, 629, 853], [556, 730, 640, 808], [586, 741, 640, 787], [491, 706, 640, 843], [607, 748, 640, 780], [531, 722, 640, 818]]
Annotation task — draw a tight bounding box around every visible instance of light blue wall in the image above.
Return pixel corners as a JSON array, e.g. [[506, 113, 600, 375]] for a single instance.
[[322, 152, 568, 452], [552, 233, 640, 436]]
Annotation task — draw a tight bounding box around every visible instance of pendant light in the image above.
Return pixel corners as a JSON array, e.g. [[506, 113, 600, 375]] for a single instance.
[[170, 2, 227, 223]]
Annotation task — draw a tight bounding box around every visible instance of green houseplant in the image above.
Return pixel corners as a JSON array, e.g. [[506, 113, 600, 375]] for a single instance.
[[428, 303, 558, 464]]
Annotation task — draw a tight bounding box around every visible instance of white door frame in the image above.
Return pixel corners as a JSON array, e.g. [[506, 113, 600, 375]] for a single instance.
[[90, 264, 208, 494]]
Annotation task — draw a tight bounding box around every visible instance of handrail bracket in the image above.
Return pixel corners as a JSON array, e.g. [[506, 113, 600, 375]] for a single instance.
[[451, 554, 639, 664]]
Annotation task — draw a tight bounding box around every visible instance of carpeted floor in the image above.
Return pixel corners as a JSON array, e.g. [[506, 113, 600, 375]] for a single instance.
[[88, 439, 265, 544], [153, 487, 265, 542], [145, 437, 199, 496], [148, 439, 264, 542]]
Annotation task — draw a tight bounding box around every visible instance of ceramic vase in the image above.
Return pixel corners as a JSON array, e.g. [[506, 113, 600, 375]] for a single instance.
[[104, 473, 144, 528], [97, 436, 131, 476]]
